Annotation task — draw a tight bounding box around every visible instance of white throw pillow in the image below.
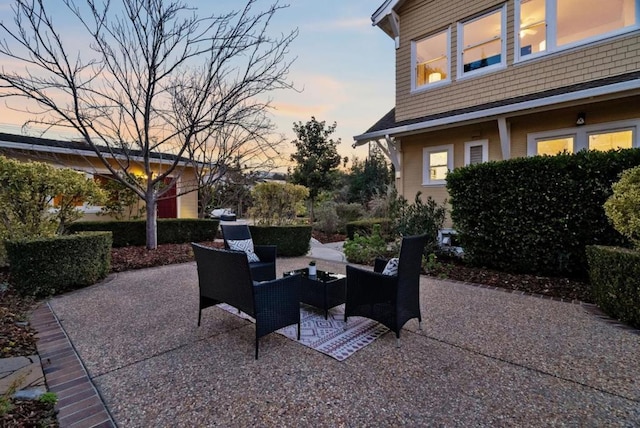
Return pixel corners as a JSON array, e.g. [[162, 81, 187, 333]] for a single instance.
[[382, 258, 399, 276], [227, 239, 260, 263]]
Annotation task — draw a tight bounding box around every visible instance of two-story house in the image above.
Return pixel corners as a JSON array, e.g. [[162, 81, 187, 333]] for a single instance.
[[355, 0, 640, 226]]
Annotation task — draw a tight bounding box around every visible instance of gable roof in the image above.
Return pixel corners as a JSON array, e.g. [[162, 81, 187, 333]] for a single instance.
[[372, 0, 406, 39], [0, 132, 191, 165], [354, 71, 640, 145]]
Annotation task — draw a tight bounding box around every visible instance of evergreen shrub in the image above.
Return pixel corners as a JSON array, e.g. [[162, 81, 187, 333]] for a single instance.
[[446, 149, 640, 276], [250, 225, 312, 257], [586, 245, 640, 328], [6, 232, 112, 297], [68, 219, 219, 247]]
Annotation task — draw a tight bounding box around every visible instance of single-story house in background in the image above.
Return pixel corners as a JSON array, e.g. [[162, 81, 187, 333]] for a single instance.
[[0, 132, 200, 219]]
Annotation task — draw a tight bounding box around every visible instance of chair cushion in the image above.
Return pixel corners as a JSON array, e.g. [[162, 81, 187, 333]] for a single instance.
[[227, 239, 260, 263], [382, 258, 399, 276]]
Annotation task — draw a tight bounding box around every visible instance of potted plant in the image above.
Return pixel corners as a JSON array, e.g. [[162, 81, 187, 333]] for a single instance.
[[308, 260, 317, 276]]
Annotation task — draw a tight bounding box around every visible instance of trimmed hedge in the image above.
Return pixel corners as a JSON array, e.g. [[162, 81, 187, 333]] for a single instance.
[[249, 225, 311, 257], [68, 219, 219, 247], [586, 245, 640, 328], [6, 232, 112, 297], [345, 218, 393, 241], [447, 149, 640, 277]]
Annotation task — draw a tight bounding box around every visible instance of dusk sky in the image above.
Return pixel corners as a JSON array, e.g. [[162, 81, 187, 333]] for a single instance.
[[0, 0, 395, 163]]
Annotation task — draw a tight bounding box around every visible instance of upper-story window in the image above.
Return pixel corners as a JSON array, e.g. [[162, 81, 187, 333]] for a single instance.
[[412, 28, 450, 91], [458, 6, 506, 78], [517, 0, 639, 60]]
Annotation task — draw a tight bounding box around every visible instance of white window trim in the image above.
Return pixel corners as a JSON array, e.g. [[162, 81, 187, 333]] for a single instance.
[[422, 144, 454, 186], [457, 5, 507, 80], [464, 139, 489, 165], [515, 0, 640, 63], [411, 27, 451, 93], [527, 119, 640, 156]]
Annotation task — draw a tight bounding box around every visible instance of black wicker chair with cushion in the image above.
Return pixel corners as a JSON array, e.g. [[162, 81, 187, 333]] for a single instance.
[[192, 243, 301, 359], [344, 234, 428, 346], [220, 224, 276, 282]]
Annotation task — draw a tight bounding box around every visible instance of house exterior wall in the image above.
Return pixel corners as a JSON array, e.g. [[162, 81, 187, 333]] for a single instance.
[[0, 147, 199, 220], [395, 0, 640, 122], [397, 94, 640, 228]]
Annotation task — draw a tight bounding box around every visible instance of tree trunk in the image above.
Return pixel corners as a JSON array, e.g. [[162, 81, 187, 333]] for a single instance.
[[146, 194, 158, 250]]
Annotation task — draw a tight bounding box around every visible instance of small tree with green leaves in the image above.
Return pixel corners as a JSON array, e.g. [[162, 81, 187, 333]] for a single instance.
[[604, 166, 640, 249], [250, 182, 309, 226], [53, 169, 107, 233], [97, 174, 146, 221], [290, 117, 344, 222], [392, 192, 447, 255]]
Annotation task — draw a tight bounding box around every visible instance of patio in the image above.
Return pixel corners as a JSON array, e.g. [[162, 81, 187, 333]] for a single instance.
[[34, 257, 640, 426]]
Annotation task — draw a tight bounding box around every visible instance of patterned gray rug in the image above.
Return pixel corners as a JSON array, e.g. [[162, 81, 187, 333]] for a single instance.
[[218, 303, 389, 361]]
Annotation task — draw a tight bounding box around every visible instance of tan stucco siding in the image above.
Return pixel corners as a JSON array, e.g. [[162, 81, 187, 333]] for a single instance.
[[395, 0, 640, 122], [178, 168, 199, 219]]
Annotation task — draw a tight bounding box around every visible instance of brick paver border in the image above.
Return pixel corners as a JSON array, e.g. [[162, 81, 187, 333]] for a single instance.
[[30, 303, 116, 428]]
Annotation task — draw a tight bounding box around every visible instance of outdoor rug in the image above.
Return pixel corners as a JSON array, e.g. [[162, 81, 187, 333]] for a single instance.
[[217, 303, 389, 361]]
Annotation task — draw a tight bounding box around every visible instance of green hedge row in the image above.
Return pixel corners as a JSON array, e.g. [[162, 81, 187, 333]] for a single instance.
[[586, 245, 640, 328], [68, 219, 219, 247], [345, 218, 393, 241], [250, 225, 311, 257], [6, 232, 112, 298], [447, 149, 640, 277]]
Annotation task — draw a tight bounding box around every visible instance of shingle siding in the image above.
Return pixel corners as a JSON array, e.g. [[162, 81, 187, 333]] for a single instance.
[[395, 0, 640, 123]]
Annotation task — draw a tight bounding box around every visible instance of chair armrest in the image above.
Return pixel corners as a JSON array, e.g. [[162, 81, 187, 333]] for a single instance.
[[253, 275, 301, 338], [254, 245, 277, 262]]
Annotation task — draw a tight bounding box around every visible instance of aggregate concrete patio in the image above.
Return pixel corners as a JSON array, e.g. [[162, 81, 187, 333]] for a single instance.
[[40, 257, 640, 427]]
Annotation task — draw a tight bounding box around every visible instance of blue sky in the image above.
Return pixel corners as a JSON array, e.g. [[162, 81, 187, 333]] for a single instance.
[[0, 0, 395, 162]]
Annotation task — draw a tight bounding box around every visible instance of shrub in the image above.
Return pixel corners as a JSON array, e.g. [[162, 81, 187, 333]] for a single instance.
[[250, 225, 312, 257], [250, 182, 309, 226], [345, 218, 393, 241], [68, 219, 219, 247], [335, 203, 364, 232], [314, 201, 339, 234], [446, 148, 640, 276], [586, 245, 640, 328], [604, 165, 640, 249], [6, 232, 112, 297], [392, 191, 446, 255], [343, 224, 396, 265]]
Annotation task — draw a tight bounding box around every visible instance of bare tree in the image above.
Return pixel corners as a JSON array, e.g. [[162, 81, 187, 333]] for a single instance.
[[0, 0, 296, 248], [186, 109, 287, 218]]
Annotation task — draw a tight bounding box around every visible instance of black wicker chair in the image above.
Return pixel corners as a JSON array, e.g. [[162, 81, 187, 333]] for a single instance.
[[192, 243, 301, 359], [344, 234, 428, 346], [220, 224, 277, 282]]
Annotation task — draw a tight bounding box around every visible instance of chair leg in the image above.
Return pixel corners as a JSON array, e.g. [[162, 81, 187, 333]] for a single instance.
[[396, 338, 401, 348], [255, 338, 259, 360], [198, 309, 202, 327], [297, 322, 301, 340], [418, 320, 422, 331]]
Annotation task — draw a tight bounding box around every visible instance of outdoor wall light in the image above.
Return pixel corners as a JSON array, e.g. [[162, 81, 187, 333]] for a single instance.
[[576, 112, 586, 126]]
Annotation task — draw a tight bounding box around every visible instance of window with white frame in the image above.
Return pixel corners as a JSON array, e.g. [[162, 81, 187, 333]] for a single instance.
[[423, 145, 453, 185], [413, 29, 450, 90], [458, 6, 506, 77], [517, 0, 638, 60], [464, 140, 489, 165], [527, 119, 639, 156]]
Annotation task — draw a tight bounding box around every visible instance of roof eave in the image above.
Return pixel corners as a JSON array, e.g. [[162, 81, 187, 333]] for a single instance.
[[353, 78, 640, 146]]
